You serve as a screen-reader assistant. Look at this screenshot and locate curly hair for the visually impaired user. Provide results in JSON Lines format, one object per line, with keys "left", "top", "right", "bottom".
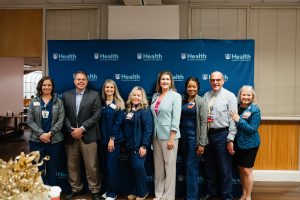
{"left": 36, "top": 76, "right": 55, "bottom": 97}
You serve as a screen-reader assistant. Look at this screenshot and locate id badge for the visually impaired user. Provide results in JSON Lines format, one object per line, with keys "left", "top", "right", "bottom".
{"left": 42, "top": 110, "right": 49, "bottom": 118}
{"left": 187, "top": 102, "right": 195, "bottom": 109}
{"left": 207, "top": 113, "right": 214, "bottom": 123}
{"left": 110, "top": 103, "right": 116, "bottom": 109}
{"left": 33, "top": 102, "right": 40, "bottom": 106}
{"left": 126, "top": 112, "right": 134, "bottom": 119}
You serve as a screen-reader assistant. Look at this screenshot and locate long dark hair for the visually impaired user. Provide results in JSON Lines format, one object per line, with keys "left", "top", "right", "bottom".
{"left": 36, "top": 76, "right": 55, "bottom": 97}
{"left": 183, "top": 77, "right": 200, "bottom": 104}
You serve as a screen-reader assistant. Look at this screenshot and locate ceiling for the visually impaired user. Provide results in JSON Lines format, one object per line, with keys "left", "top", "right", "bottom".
{"left": 0, "top": 0, "right": 300, "bottom": 6}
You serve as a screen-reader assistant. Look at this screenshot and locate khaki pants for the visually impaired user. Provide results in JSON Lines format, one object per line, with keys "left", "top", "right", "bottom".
{"left": 65, "top": 139, "right": 100, "bottom": 193}
{"left": 153, "top": 138, "right": 178, "bottom": 200}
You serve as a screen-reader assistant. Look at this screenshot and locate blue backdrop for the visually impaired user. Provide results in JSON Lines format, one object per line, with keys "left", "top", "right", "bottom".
{"left": 48, "top": 39, "right": 254, "bottom": 197}
{"left": 48, "top": 39, "right": 254, "bottom": 97}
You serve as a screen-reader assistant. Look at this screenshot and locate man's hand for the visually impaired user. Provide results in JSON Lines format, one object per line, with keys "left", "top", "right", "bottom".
{"left": 227, "top": 141, "right": 235, "bottom": 155}
{"left": 71, "top": 127, "right": 84, "bottom": 139}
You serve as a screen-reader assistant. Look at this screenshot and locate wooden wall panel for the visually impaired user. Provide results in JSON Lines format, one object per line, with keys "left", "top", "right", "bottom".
{"left": 255, "top": 121, "right": 300, "bottom": 170}
{"left": 0, "top": 9, "right": 42, "bottom": 57}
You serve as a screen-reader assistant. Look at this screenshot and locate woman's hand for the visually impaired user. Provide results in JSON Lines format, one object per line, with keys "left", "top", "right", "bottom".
{"left": 139, "top": 146, "right": 147, "bottom": 157}
{"left": 167, "top": 131, "right": 176, "bottom": 150}
{"left": 167, "top": 138, "right": 175, "bottom": 150}
{"left": 108, "top": 138, "right": 115, "bottom": 152}
{"left": 230, "top": 110, "right": 240, "bottom": 122}
{"left": 196, "top": 145, "right": 205, "bottom": 156}
{"left": 39, "top": 132, "right": 52, "bottom": 143}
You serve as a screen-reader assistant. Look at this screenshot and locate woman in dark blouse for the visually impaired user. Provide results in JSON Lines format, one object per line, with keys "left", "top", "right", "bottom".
{"left": 180, "top": 77, "right": 208, "bottom": 200}
{"left": 230, "top": 85, "right": 261, "bottom": 200}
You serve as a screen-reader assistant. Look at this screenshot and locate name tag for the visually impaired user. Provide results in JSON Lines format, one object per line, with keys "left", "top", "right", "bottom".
{"left": 207, "top": 113, "right": 214, "bottom": 123}
{"left": 242, "top": 111, "right": 251, "bottom": 119}
{"left": 33, "top": 102, "right": 40, "bottom": 106}
{"left": 110, "top": 103, "right": 116, "bottom": 109}
{"left": 42, "top": 110, "right": 49, "bottom": 118}
{"left": 126, "top": 112, "right": 134, "bottom": 119}
{"left": 187, "top": 102, "right": 195, "bottom": 109}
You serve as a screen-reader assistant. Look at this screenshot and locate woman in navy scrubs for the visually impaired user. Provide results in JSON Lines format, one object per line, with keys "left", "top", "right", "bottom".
{"left": 27, "top": 76, "right": 65, "bottom": 186}
{"left": 123, "top": 86, "right": 153, "bottom": 200}
{"left": 99, "top": 79, "right": 125, "bottom": 200}
{"left": 180, "top": 77, "right": 208, "bottom": 200}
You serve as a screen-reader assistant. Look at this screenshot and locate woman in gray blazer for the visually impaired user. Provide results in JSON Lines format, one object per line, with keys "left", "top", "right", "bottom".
{"left": 27, "top": 76, "right": 65, "bottom": 186}
{"left": 150, "top": 71, "right": 181, "bottom": 200}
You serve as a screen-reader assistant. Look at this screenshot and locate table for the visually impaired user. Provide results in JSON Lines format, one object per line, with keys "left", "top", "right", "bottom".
{"left": 0, "top": 114, "right": 27, "bottom": 137}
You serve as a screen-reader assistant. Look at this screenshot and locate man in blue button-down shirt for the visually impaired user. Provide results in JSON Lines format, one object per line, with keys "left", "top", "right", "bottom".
{"left": 63, "top": 71, "right": 102, "bottom": 200}
{"left": 203, "top": 71, "right": 237, "bottom": 200}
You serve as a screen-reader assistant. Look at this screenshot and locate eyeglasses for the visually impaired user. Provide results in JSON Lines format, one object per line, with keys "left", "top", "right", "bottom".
{"left": 209, "top": 79, "right": 222, "bottom": 82}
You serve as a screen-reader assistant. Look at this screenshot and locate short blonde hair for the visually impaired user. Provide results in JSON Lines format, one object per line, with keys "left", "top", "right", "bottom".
{"left": 237, "top": 85, "right": 257, "bottom": 105}
{"left": 155, "top": 71, "right": 176, "bottom": 93}
{"left": 101, "top": 79, "right": 125, "bottom": 110}
{"left": 126, "top": 86, "right": 148, "bottom": 112}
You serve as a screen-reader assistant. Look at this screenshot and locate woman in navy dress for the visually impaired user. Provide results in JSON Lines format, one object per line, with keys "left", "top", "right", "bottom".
{"left": 100, "top": 79, "right": 125, "bottom": 200}
{"left": 180, "top": 77, "right": 208, "bottom": 200}
{"left": 123, "top": 86, "right": 153, "bottom": 200}
{"left": 230, "top": 85, "right": 261, "bottom": 200}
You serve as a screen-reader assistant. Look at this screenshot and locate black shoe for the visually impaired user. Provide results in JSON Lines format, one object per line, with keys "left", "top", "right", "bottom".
{"left": 64, "top": 191, "right": 82, "bottom": 200}
{"left": 92, "top": 192, "right": 101, "bottom": 200}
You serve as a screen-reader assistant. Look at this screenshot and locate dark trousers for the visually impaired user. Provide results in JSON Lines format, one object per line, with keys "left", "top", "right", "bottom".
{"left": 128, "top": 148, "right": 148, "bottom": 197}
{"left": 100, "top": 144, "right": 121, "bottom": 198}
{"left": 181, "top": 129, "right": 201, "bottom": 200}
{"left": 204, "top": 130, "right": 232, "bottom": 200}
{"left": 30, "top": 140, "right": 62, "bottom": 186}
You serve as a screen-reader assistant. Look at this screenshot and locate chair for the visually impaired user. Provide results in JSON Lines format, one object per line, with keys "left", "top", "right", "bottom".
{"left": 18, "top": 112, "right": 28, "bottom": 135}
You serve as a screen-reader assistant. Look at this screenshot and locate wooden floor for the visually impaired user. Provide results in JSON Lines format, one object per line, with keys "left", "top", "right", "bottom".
{"left": 1, "top": 130, "right": 299, "bottom": 200}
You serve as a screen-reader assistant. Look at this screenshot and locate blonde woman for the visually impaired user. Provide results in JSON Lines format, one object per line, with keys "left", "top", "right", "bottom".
{"left": 150, "top": 71, "right": 181, "bottom": 200}
{"left": 100, "top": 79, "right": 125, "bottom": 200}
{"left": 230, "top": 85, "right": 261, "bottom": 200}
{"left": 123, "top": 86, "right": 153, "bottom": 200}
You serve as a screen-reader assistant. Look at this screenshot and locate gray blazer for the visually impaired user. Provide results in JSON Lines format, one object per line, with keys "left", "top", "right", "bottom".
{"left": 194, "top": 95, "right": 208, "bottom": 146}
{"left": 62, "top": 88, "right": 101, "bottom": 144}
{"left": 151, "top": 90, "right": 182, "bottom": 140}
{"left": 27, "top": 95, "right": 65, "bottom": 144}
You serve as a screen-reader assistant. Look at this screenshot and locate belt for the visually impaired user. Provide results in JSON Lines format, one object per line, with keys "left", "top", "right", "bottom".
{"left": 208, "top": 127, "right": 228, "bottom": 134}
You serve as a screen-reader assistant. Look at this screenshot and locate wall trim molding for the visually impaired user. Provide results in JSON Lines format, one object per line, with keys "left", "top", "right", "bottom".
{"left": 253, "top": 170, "right": 300, "bottom": 182}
